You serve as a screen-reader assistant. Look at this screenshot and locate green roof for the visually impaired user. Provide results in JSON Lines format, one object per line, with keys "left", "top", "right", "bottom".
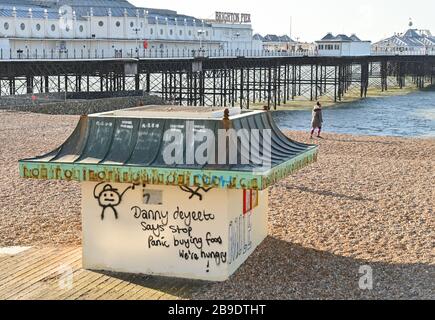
{"left": 19, "top": 106, "right": 318, "bottom": 190}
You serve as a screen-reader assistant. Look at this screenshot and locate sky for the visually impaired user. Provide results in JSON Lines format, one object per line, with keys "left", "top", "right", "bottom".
{"left": 129, "top": 0, "right": 435, "bottom": 42}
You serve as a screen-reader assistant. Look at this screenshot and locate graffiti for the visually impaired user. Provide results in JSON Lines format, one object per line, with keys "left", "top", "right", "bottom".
{"left": 178, "top": 249, "right": 227, "bottom": 267}
{"left": 148, "top": 235, "right": 170, "bottom": 249}
{"left": 173, "top": 207, "right": 216, "bottom": 226}
{"left": 94, "top": 182, "right": 135, "bottom": 220}
{"left": 174, "top": 237, "right": 204, "bottom": 250}
{"left": 179, "top": 186, "right": 213, "bottom": 201}
{"left": 132, "top": 204, "right": 224, "bottom": 272}
{"left": 228, "top": 212, "right": 253, "bottom": 265}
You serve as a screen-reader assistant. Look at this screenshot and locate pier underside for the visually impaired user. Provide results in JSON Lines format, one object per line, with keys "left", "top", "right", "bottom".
{"left": 1, "top": 55, "right": 434, "bottom": 108}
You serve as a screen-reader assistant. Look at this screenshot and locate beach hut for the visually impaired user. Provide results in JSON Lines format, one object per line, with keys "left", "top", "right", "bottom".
{"left": 19, "top": 106, "right": 318, "bottom": 281}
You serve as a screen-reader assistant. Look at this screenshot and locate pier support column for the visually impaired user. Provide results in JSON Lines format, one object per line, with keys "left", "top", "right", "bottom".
{"left": 26, "top": 76, "right": 33, "bottom": 94}
{"left": 361, "top": 62, "right": 369, "bottom": 98}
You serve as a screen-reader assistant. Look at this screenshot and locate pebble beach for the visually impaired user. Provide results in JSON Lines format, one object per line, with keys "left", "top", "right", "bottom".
{"left": 0, "top": 111, "right": 434, "bottom": 299}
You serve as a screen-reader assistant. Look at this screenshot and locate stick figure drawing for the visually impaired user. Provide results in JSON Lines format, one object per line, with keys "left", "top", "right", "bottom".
{"left": 93, "top": 182, "right": 135, "bottom": 220}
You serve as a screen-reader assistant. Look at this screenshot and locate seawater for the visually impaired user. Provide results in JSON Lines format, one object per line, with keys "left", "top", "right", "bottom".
{"left": 272, "top": 91, "right": 435, "bottom": 138}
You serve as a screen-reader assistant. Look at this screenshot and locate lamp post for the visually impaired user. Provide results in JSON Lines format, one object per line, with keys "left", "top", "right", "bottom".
{"left": 235, "top": 32, "right": 240, "bottom": 56}
{"left": 197, "top": 29, "right": 205, "bottom": 56}
{"left": 133, "top": 27, "right": 141, "bottom": 57}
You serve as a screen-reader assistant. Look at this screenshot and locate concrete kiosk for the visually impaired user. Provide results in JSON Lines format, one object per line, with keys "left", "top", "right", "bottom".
{"left": 19, "top": 106, "right": 318, "bottom": 281}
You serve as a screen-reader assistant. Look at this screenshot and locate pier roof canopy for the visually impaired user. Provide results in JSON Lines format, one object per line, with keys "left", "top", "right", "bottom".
{"left": 0, "top": 0, "right": 208, "bottom": 26}
{"left": 317, "top": 33, "right": 370, "bottom": 43}
{"left": 373, "top": 28, "right": 435, "bottom": 48}
{"left": 19, "top": 106, "right": 318, "bottom": 190}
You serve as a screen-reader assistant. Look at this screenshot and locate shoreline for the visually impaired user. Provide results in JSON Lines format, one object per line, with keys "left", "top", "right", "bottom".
{"left": 249, "top": 85, "right": 423, "bottom": 111}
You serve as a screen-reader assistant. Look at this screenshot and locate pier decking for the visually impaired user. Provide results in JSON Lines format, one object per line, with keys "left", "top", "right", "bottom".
{"left": 0, "top": 247, "right": 205, "bottom": 300}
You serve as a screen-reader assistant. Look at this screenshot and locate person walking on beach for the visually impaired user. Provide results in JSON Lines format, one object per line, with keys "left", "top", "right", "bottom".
{"left": 310, "top": 101, "right": 323, "bottom": 139}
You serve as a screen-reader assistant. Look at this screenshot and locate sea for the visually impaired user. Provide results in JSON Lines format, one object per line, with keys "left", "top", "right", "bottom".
{"left": 272, "top": 91, "right": 435, "bottom": 138}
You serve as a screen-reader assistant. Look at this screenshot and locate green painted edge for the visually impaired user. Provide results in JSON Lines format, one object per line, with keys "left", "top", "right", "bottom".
{"left": 18, "top": 146, "right": 318, "bottom": 190}
{"left": 260, "top": 146, "right": 319, "bottom": 189}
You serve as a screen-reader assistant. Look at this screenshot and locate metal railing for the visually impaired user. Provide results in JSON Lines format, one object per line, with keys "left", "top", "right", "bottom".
{"left": 1, "top": 48, "right": 434, "bottom": 61}
{"left": 371, "top": 49, "right": 435, "bottom": 56}
{"left": 0, "top": 48, "right": 317, "bottom": 60}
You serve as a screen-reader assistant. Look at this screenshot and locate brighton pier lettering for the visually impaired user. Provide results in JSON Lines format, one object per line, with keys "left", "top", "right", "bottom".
{"left": 215, "top": 12, "right": 251, "bottom": 24}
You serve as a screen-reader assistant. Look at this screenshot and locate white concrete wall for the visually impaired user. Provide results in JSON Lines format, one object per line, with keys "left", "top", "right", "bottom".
{"left": 317, "top": 41, "right": 371, "bottom": 56}
{"left": 82, "top": 182, "right": 268, "bottom": 281}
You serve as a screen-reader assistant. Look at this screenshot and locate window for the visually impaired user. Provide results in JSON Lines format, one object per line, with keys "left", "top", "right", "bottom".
{"left": 66, "top": 26, "right": 70, "bottom": 32}
{"left": 98, "top": 21, "right": 104, "bottom": 27}
{"left": 335, "top": 45, "right": 339, "bottom": 50}
{"left": 79, "top": 25, "right": 84, "bottom": 32}
{"left": 150, "top": 28, "right": 153, "bottom": 35}
{"left": 4, "top": 22, "right": 9, "bottom": 30}
{"left": 51, "top": 24, "right": 56, "bottom": 31}
{"left": 179, "top": 30, "right": 182, "bottom": 36}
{"left": 169, "top": 29, "right": 173, "bottom": 35}
{"left": 160, "top": 29, "right": 163, "bottom": 35}
{"left": 206, "top": 31, "right": 209, "bottom": 37}
{"left": 20, "top": 23, "right": 25, "bottom": 31}
{"left": 36, "top": 23, "right": 41, "bottom": 31}
{"left": 188, "top": 30, "right": 192, "bottom": 36}
{"left": 116, "top": 21, "right": 121, "bottom": 27}
{"left": 130, "top": 22, "right": 134, "bottom": 27}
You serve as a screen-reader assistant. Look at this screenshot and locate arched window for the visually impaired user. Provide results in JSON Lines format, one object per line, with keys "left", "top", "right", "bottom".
{"left": 98, "top": 21, "right": 104, "bottom": 27}
{"left": 79, "top": 25, "right": 84, "bottom": 32}
{"left": 20, "top": 23, "right": 26, "bottom": 31}
{"left": 169, "top": 29, "right": 173, "bottom": 36}
{"left": 160, "top": 29, "right": 164, "bottom": 35}
{"left": 4, "top": 22, "right": 9, "bottom": 30}
{"left": 150, "top": 28, "right": 154, "bottom": 35}
{"left": 36, "top": 24, "right": 41, "bottom": 31}
{"left": 116, "top": 21, "right": 121, "bottom": 27}
{"left": 130, "top": 22, "right": 134, "bottom": 28}
{"left": 51, "top": 24, "right": 56, "bottom": 32}
{"left": 179, "top": 30, "right": 182, "bottom": 36}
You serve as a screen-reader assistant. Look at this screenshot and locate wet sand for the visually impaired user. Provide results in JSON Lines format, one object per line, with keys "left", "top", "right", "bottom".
{"left": 0, "top": 111, "right": 433, "bottom": 299}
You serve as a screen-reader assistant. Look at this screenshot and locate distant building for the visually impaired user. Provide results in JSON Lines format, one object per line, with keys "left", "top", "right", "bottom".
{"left": 253, "top": 33, "right": 314, "bottom": 54}
{"left": 262, "top": 34, "right": 294, "bottom": 52}
{"left": 372, "top": 28, "right": 435, "bottom": 54}
{"left": 315, "top": 33, "right": 371, "bottom": 56}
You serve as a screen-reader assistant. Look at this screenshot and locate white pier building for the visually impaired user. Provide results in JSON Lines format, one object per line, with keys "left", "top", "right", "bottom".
{"left": 0, "top": 0, "right": 259, "bottom": 58}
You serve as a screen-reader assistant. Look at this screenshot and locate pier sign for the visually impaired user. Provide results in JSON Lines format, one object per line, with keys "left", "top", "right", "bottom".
{"left": 215, "top": 12, "right": 251, "bottom": 24}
